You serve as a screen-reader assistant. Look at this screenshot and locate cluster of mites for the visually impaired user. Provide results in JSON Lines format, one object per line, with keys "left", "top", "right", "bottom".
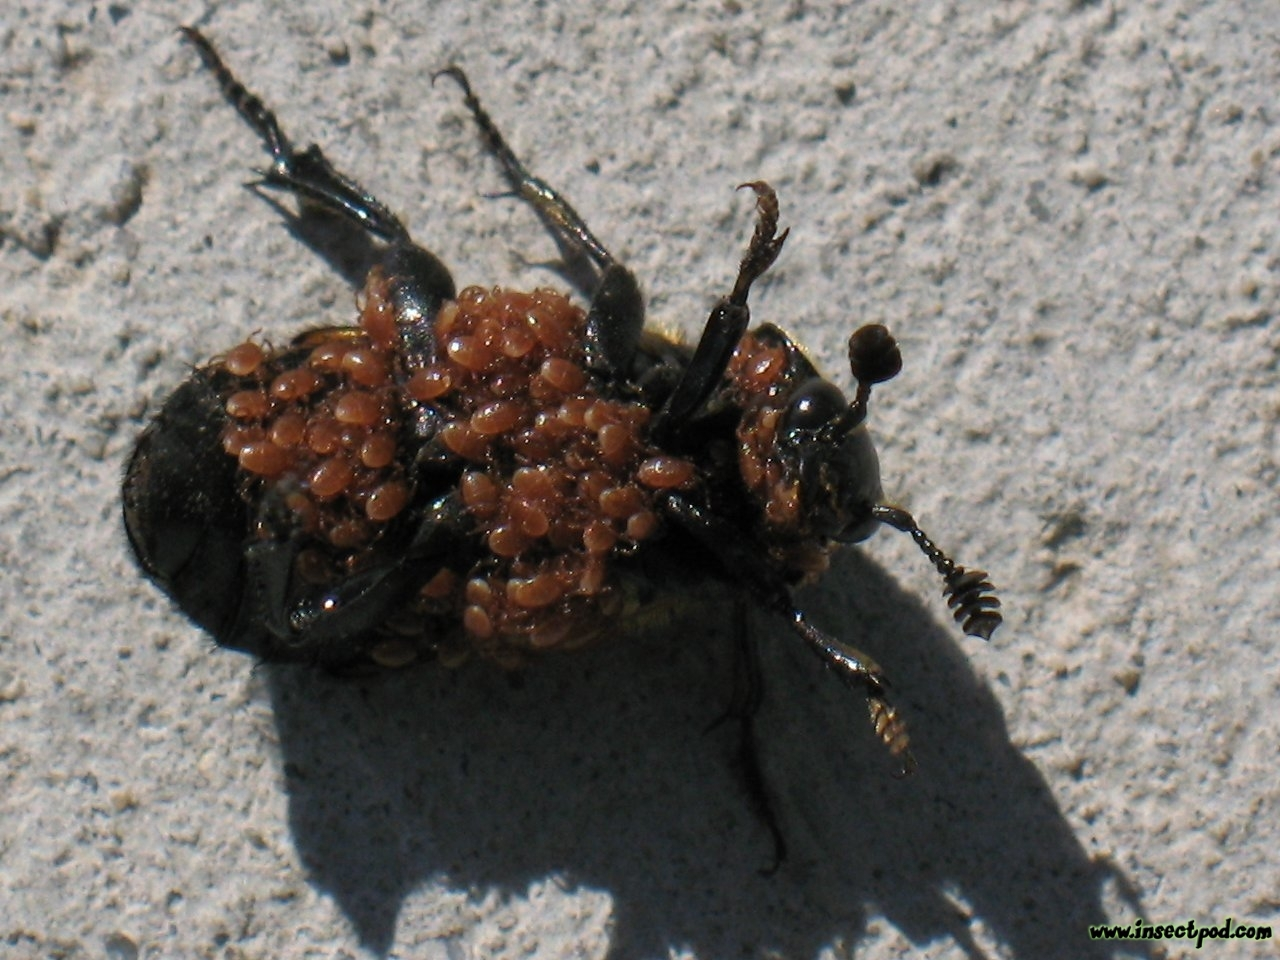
{"left": 215, "top": 270, "right": 699, "bottom": 657}
{"left": 721, "top": 332, "right": 836, "bottom": 582}
{"left": 725, "top": 334, "right": 806, "bottom": 533}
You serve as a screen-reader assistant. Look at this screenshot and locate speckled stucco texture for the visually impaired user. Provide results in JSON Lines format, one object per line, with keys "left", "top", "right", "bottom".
{"left": 1, "top": 2, "right": 1277, "bottom": 959}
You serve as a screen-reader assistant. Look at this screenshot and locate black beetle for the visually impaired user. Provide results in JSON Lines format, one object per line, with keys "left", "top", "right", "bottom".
{"left": 124, "top": 29, "right": 1000, "bottom": 835}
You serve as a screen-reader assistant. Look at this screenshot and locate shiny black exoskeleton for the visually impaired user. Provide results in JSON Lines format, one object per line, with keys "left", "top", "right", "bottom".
{"left": 124, "top": 28, "right": 1001, "bottom": 865}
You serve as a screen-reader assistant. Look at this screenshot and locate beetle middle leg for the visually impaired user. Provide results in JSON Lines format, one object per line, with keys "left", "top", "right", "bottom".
{"left": 434, "top": 67, "right": 645, "bottom": 380}
{"left": 182, "top": 27, "right": 410, "bottom": 243}
{"left": 705, "top": 600, "right": 787, "bottom": 873}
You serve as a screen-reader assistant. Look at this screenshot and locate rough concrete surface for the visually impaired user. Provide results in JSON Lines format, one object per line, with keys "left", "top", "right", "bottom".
{"left": 2, "top": 1, "right": 1277, "bottom": 958}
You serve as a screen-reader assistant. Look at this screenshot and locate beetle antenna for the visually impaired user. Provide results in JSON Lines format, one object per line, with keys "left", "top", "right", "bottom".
{"left": 871, "top": 505, "right": 1002, "bottom": 640}
{"left": 839, "top": 324, "right": 904, "bottom": 432}
{"left": 839, "top": 326, "right": 1000, "bottom": 637}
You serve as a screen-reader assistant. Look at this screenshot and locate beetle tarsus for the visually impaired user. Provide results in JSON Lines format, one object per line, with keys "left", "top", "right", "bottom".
{"left": 434, "top": 66, "right": 616, "bottom": 271}
{"left": 868, "top": 695, "right": 916, "bottom": 777}
{"left": 179, "top": 27, "right": 293, "bottom": 163}
{"left": 730, "top": 182, "right": 789, "bottom": 307}
{"left": 740, "top": 708, "right": 788, "bottom": 875}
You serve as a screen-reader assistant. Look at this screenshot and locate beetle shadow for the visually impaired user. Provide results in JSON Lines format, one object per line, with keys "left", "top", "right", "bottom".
{"left": 263, "top": 548, "right": 1153, "bottom": 959}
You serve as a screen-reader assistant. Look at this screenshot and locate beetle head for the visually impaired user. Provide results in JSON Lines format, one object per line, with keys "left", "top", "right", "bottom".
{"left": 772, "top": 323, "right": 902, "bottom": 543}
{"left": 771, "top": 323, "right": 1001, "bottom": 640}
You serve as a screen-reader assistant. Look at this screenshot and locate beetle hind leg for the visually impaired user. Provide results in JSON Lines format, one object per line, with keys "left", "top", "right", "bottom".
{"left": 434, "top": 67, "right": 645, "bottom": 379}
{"left": 182, "top": 27, "right": 456, "bottom": 345}
{"left": 182, "top": 26, "right": 409, "bottom": 243}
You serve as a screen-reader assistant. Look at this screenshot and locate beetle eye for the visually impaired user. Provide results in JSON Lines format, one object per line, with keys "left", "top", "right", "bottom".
{"left": 780, "top": 377, "right": 848, "bottom": 435}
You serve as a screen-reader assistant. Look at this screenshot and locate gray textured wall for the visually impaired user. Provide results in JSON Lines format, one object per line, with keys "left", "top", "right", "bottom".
{"left": 1, "top": 2, "right": 1276, "bottom": 958}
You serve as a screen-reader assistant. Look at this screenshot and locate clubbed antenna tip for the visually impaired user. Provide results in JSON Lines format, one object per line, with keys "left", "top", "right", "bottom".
{"left": 841, "top": 324, "right": 903, "bottom": 432}
{"left": 870, "top": 504, "right": 1002, "bottom": 641}
{"left": 943, "top": 566, "right": 1002, "bottom": 640}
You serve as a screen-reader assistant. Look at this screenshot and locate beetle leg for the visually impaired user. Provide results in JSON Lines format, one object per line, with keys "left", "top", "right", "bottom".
{"left": 182, "top": 27, "right": 413, "bottom": 244}
{"left": 580, "top": 264, "right": 645, "bottom": 383}
{"left": 705, "top": 600, "right": 765, "bottom": 734}
{"left": 653, "top": 182, "right": 788, "bottom": 439}
{"left": 787, "top": 609, "right": 915, "bottom": 777}
{"left": 713, "top": 602, "right": 787, "bottom": 874}
{"left": 431, "top": 67, "right": 615, "bottom": 268}
{"left": 232, "top": 492, "right": 472, "bottom": 668}
{"left": 433, "top": 67, "right": 645, "bottom": 379}
{"left": 182, "top": 28, "right": 457, "bottom": 358}
{"left": 660, "top": 493, "right": 915, "bottom": 774}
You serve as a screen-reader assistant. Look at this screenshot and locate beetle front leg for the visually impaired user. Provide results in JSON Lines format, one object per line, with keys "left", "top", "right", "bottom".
{"left": 653, "top": 182, "right": 788, "bottom": 440}
{"left": 785, "top": 609, "right": 915, "bottom": 776}
{"left": 433, "top": 67, "right": 645, "bottom": 380}
{"left": 660, "top": 493, "right": 915, "bottom": 774}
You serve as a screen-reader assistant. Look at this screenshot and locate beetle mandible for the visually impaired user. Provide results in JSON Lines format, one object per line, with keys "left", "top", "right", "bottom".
{"left": 124, "top": 28, "right": 1001, "bottom": 811}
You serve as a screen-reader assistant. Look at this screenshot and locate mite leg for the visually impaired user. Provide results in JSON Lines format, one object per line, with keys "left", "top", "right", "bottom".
{"left": 652, "top": 182, "right": 788, "bottom": 440}
{"left": 433, "top": 67, "right": 644, "bottom": 379}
